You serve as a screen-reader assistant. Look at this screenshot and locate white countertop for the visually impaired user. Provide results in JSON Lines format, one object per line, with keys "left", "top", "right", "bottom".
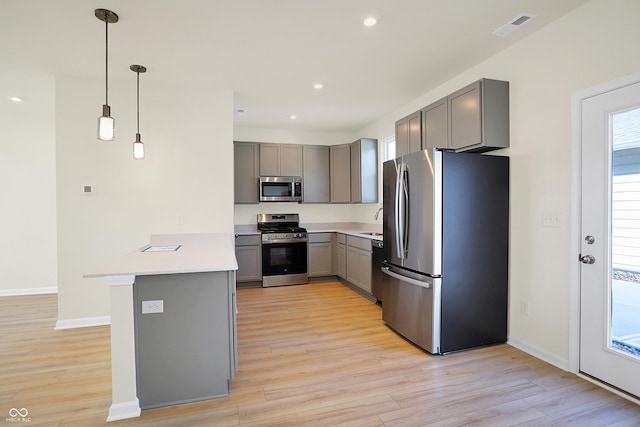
{"left": 85, "top": 233, "right": 238, "bottom": 278}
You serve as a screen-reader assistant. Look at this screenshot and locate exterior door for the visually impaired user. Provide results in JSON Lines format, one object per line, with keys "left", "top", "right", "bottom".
{"left": 579, "top": 77, "right": 640, "bottom": 399}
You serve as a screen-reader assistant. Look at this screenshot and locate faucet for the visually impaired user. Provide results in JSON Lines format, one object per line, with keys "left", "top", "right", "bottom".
{"left": 374, "top": 207, "right": 383, "bottom": 220}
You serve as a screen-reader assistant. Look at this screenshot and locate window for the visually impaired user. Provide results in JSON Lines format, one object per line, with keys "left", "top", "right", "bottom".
{"left": 382, "top": 135, "right": 396, "bottom": 161}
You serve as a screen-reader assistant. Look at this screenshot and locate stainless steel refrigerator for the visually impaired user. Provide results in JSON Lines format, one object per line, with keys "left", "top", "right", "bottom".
{"left": 382, "top": 148, "right": 509, "bottom": 354}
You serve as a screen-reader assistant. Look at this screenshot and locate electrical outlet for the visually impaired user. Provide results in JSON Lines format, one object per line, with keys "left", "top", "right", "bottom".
{"left": 541, "top": 212, "right": 561, "bottom": 228}
{"left": 520, "top": 300, "right": 530, "bottom": 316}
{"left": 141, "top": 300, "right": 164, "bottom": 314}
{"left": 176, "top": 214, "right": 184, "bottom": 225}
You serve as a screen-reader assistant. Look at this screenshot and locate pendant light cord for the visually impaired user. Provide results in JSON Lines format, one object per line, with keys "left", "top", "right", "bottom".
{"left": 105, "top": 18, "right": 109, "bottom": 106}
{"left": 136, "top": 71, "right": 140, "bottom": 134}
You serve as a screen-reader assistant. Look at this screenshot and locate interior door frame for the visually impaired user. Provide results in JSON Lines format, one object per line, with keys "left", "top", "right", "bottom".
{"left": 569, "top": 71, "right": 640, "bottom": 404}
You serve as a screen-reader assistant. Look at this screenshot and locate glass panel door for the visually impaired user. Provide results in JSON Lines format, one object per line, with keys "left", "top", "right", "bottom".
{"left": 579, "top": 80, "right": 640, "bottom": 399}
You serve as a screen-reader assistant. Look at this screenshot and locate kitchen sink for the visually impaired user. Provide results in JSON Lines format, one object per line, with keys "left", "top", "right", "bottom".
{"left": 360, "top": 232, "right": 383, "bottom": 237}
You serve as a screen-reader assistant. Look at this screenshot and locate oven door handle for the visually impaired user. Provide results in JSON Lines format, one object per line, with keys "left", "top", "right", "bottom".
{"left": 262, "top": 239, "right": 308, "bottom": 245}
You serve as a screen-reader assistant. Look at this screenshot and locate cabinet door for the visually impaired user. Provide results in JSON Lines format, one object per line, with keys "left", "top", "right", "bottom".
{"left": 408, "top": 111, "right": 422, "bottom": 153}
{"left": 346, "top": 246, "right": 372, "bottom": 293}
{"left": 395, "top": 117, "right": 408, "bottom": 156}
{"left": 308, "top": 242, "right": 332, "bottom": 277}
{"left": 330, "top": 144, "right": 351, "bottom": 203}
{"left": 421, "top": 98, "right": 448, "bottom": 149}
{"left": 302, "top": 145, "right": 330, "bottom": 203}
{"left": 235, "top": 246, "right": 261, "bottom": 282}
{"left": 281, "top": 144, "right": 302, "bottom": 176}
{"left": 449, "top": 81, "right": 482, "bottom": 150}
{"left": 259, "top": 143, "right": 280, "bottom": 176}
{"left": 337, "top": 242, "right": 347, "bottom": 279}
{"left": 234, "top": 142, "right": 259, "bottom": 204}
{"left": 395, "top": 112, "right": 421, "bottom": 156}
{"left": 350, "top": 140, "right": 362, "bottom": 203}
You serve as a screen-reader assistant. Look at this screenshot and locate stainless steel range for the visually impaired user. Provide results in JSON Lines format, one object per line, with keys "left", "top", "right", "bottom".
{"left": 257, "top": 213, "right": 308, "bottom": 287}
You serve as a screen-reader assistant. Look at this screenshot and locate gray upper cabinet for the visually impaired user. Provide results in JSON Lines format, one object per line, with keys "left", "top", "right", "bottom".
{"left": 259, "top": 143, "right": 280, "bottom": 176}
{"left": 400, "top": 78, "right": 509, "bottom": 154}
{"left": 330, "top": 144, "right": 351, "bottom": 203}
{"left": 448, "top": 78, "right": 509, "bottom": 152}
{"left": 281, "top": 144, "right": 302, "bottom": 176}
{"left": 421, "top": 97, "right": 448, "bottom": 150}
{"left": 259, "top": 143, "right": 302, "bottom": 176}
{"left": 350, "top": 138, "right": 378, "bottom": 204}
{"left": 302, "top": 145, "right": 330, "bottom": 203}
{"left": 395, "top": 111, "right": 422, "bottom": 156}
{"left": 233, "top": 141, "right": 259, "bottom": 204}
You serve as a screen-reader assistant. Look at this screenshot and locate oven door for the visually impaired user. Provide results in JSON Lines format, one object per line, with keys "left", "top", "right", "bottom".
{"left": 261, "top": 241, "right": 308, "bottom": 287}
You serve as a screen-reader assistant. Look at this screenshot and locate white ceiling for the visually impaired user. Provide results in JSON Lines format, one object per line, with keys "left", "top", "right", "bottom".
{"left": 0, "top": 0, "right": 589, "bottom": 132}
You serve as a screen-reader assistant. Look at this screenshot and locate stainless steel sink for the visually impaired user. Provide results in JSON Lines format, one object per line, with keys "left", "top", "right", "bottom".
{"left": 360, "top": 232, "right": 383, "bottom": 237}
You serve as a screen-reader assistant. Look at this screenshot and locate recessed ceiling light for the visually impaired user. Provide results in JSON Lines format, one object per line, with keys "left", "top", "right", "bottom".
{"left": 313, "top": 82, "right": 323, "bottom": 90}
{"left": 363, "top": 17, "right": 377, "bottom": 27}
{"left": 289, "top": 115, "right": 297, "bottom": 120}
{"left": 9, "top": 96, "right": 23, "bottom": 102}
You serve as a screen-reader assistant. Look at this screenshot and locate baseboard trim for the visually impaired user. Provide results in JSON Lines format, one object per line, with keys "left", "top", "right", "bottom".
{"left": 107, "top": 399, "right": 141, "bottom": 422}
{"left": 55, "top": 316, "right": 111, "bottom": 330}
{"left": 0, "top": 287, "right": 57, "bottom": 297}
{"left": 508, "top": 336, "right": 570, "bottom": 371}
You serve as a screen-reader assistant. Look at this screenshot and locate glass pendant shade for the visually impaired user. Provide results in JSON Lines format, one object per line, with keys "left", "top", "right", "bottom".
{"left": 98, "top": 104, "right": 115, "bottom": 140}
{"left": 133, "top": 133, "right": 145, "bottom": 159}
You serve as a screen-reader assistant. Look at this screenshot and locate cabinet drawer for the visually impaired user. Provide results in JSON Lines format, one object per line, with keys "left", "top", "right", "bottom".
{"left": 308, "top": 232, "right": 333, "bottom": 243}
{"left": 336, "top": 233, "right": 347, "bottom": 244}
{"left": 346, "top": 235, "right": 370, "bottom": 251}
{"left": 235, "top": 234, "right": 261, "bottom": 246}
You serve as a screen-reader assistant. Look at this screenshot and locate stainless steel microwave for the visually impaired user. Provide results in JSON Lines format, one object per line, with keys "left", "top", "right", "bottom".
{"left": 259, "top": 176, "right": 303, "bottom": 202}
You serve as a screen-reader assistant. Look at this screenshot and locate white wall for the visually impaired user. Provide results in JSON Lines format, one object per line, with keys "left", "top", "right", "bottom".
{"left": 233, "top": 126, "right": 386, "bottom": 226}
{"left": 357, "top": 0, "right": 640, "bottom": 366}
{"left": 0, "top": 69, "right": 57, "bottom": 295}
{"left": 55, "top": 76, "right": 233, "bottom": 323}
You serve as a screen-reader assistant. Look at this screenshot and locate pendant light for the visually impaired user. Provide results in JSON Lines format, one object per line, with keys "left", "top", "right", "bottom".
{"left": 130, "top": 65, "right": 147, "bottom": 159}
{"left": 95, "top": 9, "right": 118, "bottom": 141}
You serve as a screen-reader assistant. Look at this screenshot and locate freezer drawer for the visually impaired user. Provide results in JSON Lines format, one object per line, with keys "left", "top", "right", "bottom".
{"left": 381, "top": 266, "right": 441, "bottom": 354}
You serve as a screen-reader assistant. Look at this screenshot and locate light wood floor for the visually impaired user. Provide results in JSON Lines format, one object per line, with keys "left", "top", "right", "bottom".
{"left": 2, "top": 282, "right": 639, "bottom": 426}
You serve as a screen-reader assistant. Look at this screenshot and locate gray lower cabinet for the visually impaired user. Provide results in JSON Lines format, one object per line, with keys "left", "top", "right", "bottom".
{"left": 330, "top": 144, "right": 351, "bottom": 203}
{"left": 302, "top": 145, "right": 330, "bottom": 203}
{"left": 134, "top": 271, "right": 236, "bottom": 410}
{"left": 233, "top": 141, "right": 259, "bottom": 204}
{"left": 395, "top": 111, "right": 422, "bottom": 156}
{"left": 335, "top": 233, "right": 347, "bottom": 279}
{"left": 308, "top": 233, "right": 333, "bottom": 277}
{"left": 346, "top": 236, "right": 372, "bottom": 294}
{"left": 235, "top": 234, "right": 262, "bottom": 282}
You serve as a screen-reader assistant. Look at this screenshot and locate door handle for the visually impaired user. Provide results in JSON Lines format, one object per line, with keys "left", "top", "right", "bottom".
{"left": 580, "top": 255, "right": 596, "bottom": 264}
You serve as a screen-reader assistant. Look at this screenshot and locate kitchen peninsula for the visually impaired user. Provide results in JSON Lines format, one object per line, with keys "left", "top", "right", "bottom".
{"left": 85, "top": 233, "right": 238, "bottom": 422}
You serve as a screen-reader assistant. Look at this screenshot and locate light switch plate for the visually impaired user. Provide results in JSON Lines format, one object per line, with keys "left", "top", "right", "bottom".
{"left": 141, "top": 300, "right": 164, "bottom": 314}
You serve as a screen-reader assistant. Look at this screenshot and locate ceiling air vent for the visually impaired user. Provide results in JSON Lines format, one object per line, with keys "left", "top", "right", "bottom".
{"left": 492, "top": 13, "right": 536, "bottom": 37}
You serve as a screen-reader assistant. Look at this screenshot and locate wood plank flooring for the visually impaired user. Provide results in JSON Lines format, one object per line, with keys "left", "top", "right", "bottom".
{"left": 1, "top": 282, "right": 639, "bottom": 426}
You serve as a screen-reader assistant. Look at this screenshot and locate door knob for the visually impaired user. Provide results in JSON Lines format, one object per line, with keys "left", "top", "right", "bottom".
{"left": 580, "top": 255, "right": 596, "bottom": 264}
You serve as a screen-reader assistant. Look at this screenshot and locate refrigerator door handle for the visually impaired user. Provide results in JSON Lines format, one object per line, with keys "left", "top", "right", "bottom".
{"left": 395, "top": 162, "right": 409, "bottom": 259}
{"left": 381, "top": 266, "right": 431, "bottom": 289}
{"left": 395, "top": 163, "right": 404, "bottom": 258}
